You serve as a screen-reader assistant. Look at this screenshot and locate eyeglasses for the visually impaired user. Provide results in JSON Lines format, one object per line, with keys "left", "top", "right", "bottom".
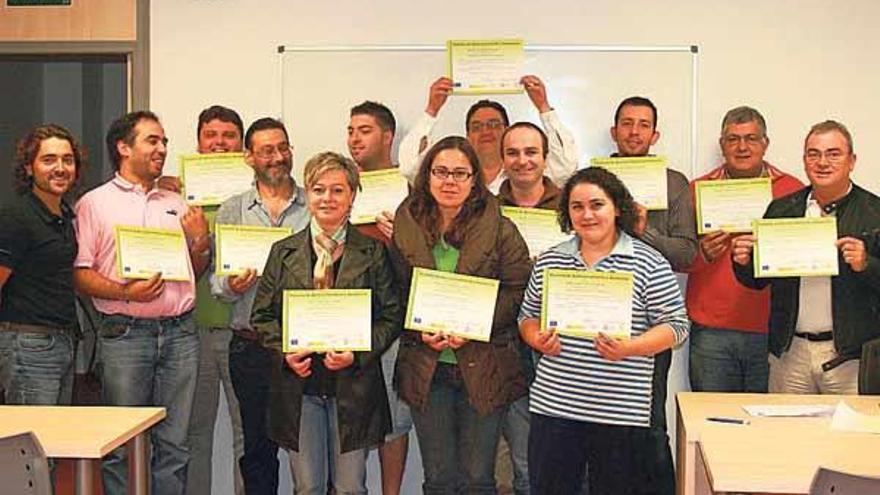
{"left": 254, "top": 143, "right": 292, "bottom": 159}
{"left": 722, "top": 134, "right": 765, "bottom": 147}
{"left": 431, "top": 167, "right": 473, "bottom": 182}
{"left": 468, "top": 119, "right": 505, "bottom": 133}
{"left": 805, "top": 149, "right": 848, "bottom": 164}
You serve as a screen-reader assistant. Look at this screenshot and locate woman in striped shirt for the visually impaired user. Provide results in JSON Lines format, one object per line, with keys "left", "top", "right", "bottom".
{"left": 518, "top": 166, "right": 689, "bottom": 494}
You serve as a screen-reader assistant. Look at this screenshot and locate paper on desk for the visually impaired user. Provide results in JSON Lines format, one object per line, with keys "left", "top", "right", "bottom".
{"left": 830, "top": 401, "right": 880, "bottom": 434}
{"left": 742, "top": 404, "right": 836, "bottom": 417}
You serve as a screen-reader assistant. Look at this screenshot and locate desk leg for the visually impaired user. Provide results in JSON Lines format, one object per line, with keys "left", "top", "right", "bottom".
{"left": 74, "top": 459, "right": 95, "bottom": 495}
{"left": 127, "top": 432, "right": 149, "bottom": 495}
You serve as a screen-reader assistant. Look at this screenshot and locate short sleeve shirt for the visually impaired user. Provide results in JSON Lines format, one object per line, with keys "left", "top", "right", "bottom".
{"left": 0, "top": 191, "right": 78, "bottom": 328}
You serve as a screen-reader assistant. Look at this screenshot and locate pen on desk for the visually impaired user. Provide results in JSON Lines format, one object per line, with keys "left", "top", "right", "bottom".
{"left": 706, "top": 416, "right": 749, "bottom": 425}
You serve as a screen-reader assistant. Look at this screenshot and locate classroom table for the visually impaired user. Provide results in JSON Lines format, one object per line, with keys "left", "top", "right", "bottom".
{"left": 676, "top": 392, "right": 880, "bottom": 495}
{"left": 0, "top": 406, "right": 165, "bottom": 495}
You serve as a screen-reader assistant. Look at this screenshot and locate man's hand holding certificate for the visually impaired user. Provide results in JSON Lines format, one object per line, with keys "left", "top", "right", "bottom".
{"left": 350, "top": 169, "right": 409, "bottom": 225}
{"left": 695, "top": 178, "right": 772, "bottom": 234}
{"left": 180, "top": 152, "right": 253, "bottom": 206}
{"left": 590, "top": 156, "right": 668, "bottom": 210}
{"left": 447, "top": 39, "right": 525, "bottom": 95}
{"left": 215, "top": 224, "right": 292, "bottom": 276}
{"left": 751, "top": 217, "right": 839, "bottom": 277}
{"left": 282, "top": 289, "right": 372, "bottom": 352}
{"left": 541, "top": 269, "right": 633, "bottom": 340}
{"left": 404, "top": 268, "right": 500, "bottom": 342}
{"left": 115, "top": 226, "right": 190, "bottom": 281}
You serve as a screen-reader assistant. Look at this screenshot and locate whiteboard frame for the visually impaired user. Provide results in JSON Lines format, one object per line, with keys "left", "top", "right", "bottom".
{"left": 278, "top": 43, "right": 700, "bottom": 177}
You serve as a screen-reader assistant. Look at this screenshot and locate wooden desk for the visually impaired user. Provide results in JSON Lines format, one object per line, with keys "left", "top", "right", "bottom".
{"left": 0, "top": 406, "right": 165, "bottom": 495}
{"left": 676, "top": 392, "right": 880, "bottom": 495}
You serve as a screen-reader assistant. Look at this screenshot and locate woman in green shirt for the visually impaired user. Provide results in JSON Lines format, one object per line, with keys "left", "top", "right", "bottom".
{"left": 391, "top": 136, "right": 531, "bottom": 494}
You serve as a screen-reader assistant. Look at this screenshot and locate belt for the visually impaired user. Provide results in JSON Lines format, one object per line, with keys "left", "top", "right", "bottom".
{"left": 232, "top": 328, "right": 261, "bottom": 341}
{"left": 100, "top": 309, "right": 194, "bottom": 326}
{"left": 794, "top": 331, "right": 833, "bottom": 342}
{"left": 0, "top": 321, "right": 78, "bottom": 335}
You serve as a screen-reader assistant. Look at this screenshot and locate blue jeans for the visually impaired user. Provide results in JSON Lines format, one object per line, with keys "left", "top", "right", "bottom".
{"left": 289, "top": 395, "right": 367, "bottom": 495}
{"left": 689, "top": 323, "right": 769, "bottom": 392}
{"left": 229, "top": 334, "right": 280, "bottom": 495}
{"left": 98, "top": 312, "right": 199, "bottom": 495}
{"left": 411, "top": 363, "right": 503, "bottom": 495}
{"left": 0, "top": 329, "right": 75, "bottom": 405}
{"left": 501, "top": 394, "right": 530, "bottom": 495}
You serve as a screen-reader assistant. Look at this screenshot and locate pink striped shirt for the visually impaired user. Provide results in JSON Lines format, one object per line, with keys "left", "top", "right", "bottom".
{"left": 74, "top": 174, "right": 196, "bottom": 318}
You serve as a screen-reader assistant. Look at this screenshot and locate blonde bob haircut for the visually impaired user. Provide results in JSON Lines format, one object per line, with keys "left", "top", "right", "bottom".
{"left": 303, "top": 151, "right": 361, "bottom": 193}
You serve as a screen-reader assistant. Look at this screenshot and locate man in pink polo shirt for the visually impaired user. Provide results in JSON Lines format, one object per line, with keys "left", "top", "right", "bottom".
{"left": 73, "top": 110, "right": 210, "bottom": 495}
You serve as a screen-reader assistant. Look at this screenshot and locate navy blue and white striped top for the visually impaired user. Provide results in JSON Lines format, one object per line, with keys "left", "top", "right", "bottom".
{"left": 518, "top": 231, "right": 689, "bottom": 427}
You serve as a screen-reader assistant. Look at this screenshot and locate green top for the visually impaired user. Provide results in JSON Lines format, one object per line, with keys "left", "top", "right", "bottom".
{"left": 432, "top": 238, "right": 460, "bottom": 365}
{"left": 195, "top": 207, "right": 232, "bottom": 328}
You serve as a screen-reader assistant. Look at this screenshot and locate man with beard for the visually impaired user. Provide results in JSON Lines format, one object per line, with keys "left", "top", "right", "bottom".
{"left": 0, "top": 124, "right": 84, "bottom": 414}
{"left": 210, "top": 117, "right": 310, "bottom": 495}
{"left": 398, "top": 75, "right": 578, "bottom": 193}
{"left": 74, "top": 111, "right": 210, "bottom": 495}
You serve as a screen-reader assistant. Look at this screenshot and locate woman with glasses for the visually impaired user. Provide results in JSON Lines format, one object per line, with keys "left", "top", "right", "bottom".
{"left": 519, "top": 167, "right": 689, "bottom": 494}
{"left": 251, "top": 151, "right": 402, "bottom": 495}
{"left": 391, "top": 135, "right": 531, "bottom": 494}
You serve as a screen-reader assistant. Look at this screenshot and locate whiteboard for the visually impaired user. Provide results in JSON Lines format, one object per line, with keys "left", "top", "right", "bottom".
{"left": 279, "top": 44, "right": 698, "bottom": 182}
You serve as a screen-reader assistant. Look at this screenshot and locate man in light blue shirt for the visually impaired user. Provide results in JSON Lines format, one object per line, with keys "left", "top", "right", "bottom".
{"left": 210, "top": 117, "right": 310, "bottom": 495}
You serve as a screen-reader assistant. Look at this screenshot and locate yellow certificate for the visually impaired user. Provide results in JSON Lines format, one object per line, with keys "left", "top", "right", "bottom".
{"left": 446, "top": 39, "right": 525, "bottom": 95}
{"left": 282, "top": 289, "right": 372, "bottom": 352}
{"left": 350, "top": 169, "right": 409, "bottom": 225}
{"left": 214, "top": 224, "right": 292, "bottom": 276}
{"left": 501, "top": 206, "right": 570, "bottom": 257}
{"left": 115, "top": 226, "right": 190, "bottom": 281}
{"left": 753, "top": 217, "right": 839, "bottom": 278}
{"left": 540, "top": 269, "right": 633, "bottom": 340}
{"left": 180, "top": 152, "right": 253, "bottom": 206}
{"left": 695, "top": 178, "right": 772, "bottom": 234}
{"left": 589, "top": 156, "right": 668, "bottom": 210}
{"left": 404, "top": 268, "right": 500, "bottom": 342}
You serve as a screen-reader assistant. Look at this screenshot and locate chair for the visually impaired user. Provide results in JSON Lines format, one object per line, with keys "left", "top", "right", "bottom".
{"left": 810, "top": 467, "right": 880, "bottom": 494}
{"left": 859, "top": 336, "right": 880, "bottom": 395}
{"left": 0, "top": 431, "right": 52, "bottom": 495}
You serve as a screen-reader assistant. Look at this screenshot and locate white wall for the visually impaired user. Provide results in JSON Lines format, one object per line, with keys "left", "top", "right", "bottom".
{"left": 151, "top": 1, "right": 880, "bottom": 492}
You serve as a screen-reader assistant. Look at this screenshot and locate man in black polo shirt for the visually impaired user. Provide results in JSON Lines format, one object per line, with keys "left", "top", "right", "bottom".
{"left": 0, "top": 124, "right": 83, "bottom": 406}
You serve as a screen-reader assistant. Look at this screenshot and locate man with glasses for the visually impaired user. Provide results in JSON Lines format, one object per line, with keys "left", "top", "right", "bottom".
{"left": 731, "top": 120, "right": 880, "bottom": 394}
{"left": 687, "top": 106, "right": 803, "bottom": 394}
{"left": 398, "top": 75, "right": 578, "bottom": 193}
{"left": 209, "top": 117, "right": 309, "bottom": 494}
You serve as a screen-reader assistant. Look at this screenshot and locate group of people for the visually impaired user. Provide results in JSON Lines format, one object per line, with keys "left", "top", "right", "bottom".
{"left": 1, "top": 74, "right": 878, "bottom": 495}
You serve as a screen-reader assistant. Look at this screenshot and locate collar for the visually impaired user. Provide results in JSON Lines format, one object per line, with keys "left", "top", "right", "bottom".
{"left": 246, "top": 180, "right": 305, "bottom": 210}
{"left": 25, "top": 190, "right": 74, "bottom": 224}
{"left": 807, "top": 182, "right": 854, "bottom": 215}
{"left": 550, "top": 229, "right": 634, "bottom": 262}
{"left": 111, "top": 173, "right": 159, "bottom": 195}
{"left": 497, "top": 176, "right": 560, "bottom": 208}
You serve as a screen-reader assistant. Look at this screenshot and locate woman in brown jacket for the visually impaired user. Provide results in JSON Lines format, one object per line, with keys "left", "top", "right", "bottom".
{"left": 391, "top": 136, "right": 531, "bottom": 494}
{"left": 251, "top": 152, "right": 402, "bottom": 495}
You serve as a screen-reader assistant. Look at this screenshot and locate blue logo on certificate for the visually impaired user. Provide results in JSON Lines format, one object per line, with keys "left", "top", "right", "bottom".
{"left": 549, "top": 320, "right": 557, "bottom": 327}
{"left": 223, "top": 264, "right": 231, "bottom": 269}
{"left": 414, "top": 317, "right": 422, "bottom": 324}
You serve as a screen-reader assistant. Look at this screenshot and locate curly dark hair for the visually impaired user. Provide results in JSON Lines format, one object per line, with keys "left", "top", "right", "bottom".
{"left": 557, "top": 166, "right": 638, "bottom": 236}
{"left": 13, "top": 124, "right": 86, "bottom": 195}
{"left": 407, "top": 136, "right": 490, "bottom": 248}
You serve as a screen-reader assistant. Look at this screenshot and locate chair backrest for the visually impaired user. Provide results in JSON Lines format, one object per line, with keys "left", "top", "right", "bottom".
{"left": 810, "top": 467, "right": 880, "bottom": 494}
{"left": 0, "top": 431, "right": 52, "bottom": 495}
{"left": 860, "top": 336, "right": 880, "bottom": 395}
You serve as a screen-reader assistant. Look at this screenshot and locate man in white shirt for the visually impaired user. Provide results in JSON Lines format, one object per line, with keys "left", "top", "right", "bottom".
{"left": 398, "top": 75, "right": 578, "bottom": 193}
